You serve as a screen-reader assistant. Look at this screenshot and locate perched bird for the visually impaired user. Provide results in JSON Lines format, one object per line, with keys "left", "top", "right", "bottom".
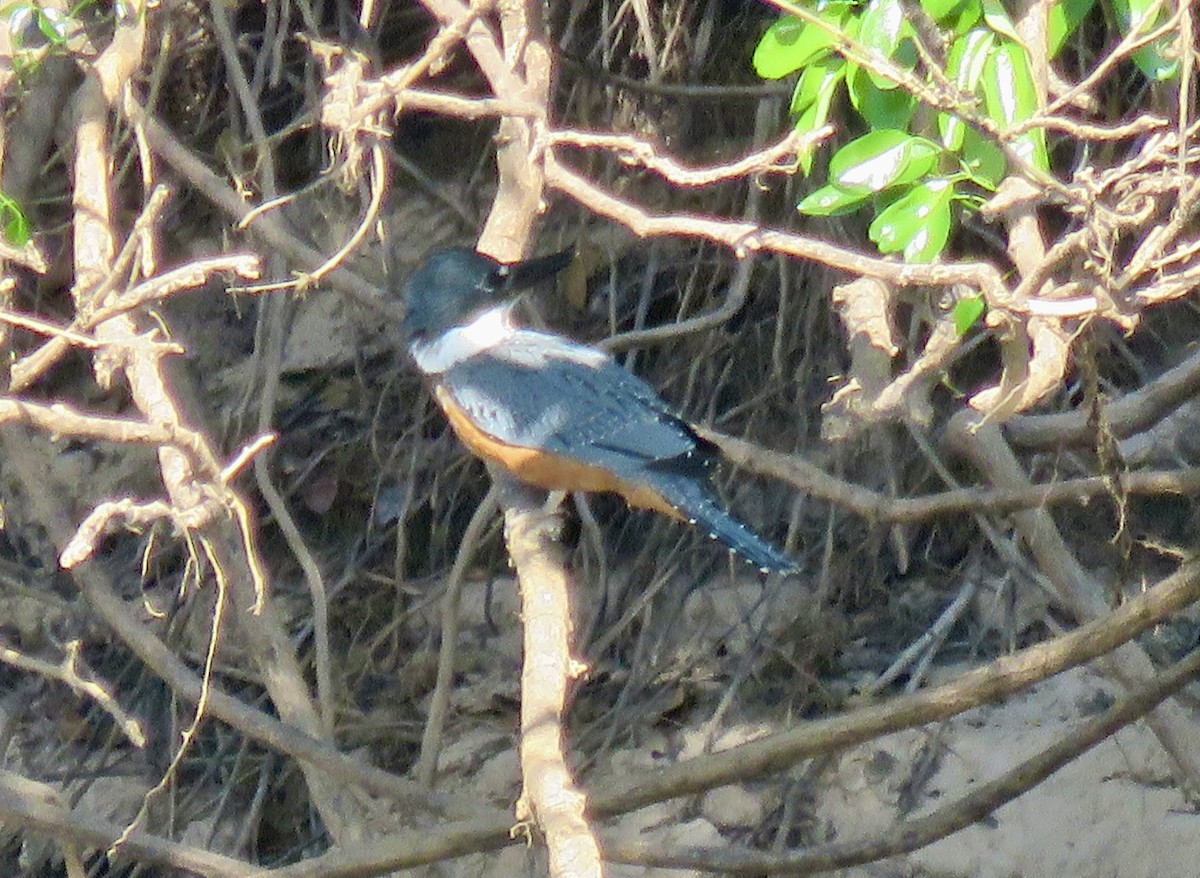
{"left": 401, "top": 246, "right": 799, "bottom": 574}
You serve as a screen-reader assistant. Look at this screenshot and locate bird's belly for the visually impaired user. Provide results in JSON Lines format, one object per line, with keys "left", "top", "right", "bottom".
{"left": 436, "top": 389, "right": 681, "bottom": 519}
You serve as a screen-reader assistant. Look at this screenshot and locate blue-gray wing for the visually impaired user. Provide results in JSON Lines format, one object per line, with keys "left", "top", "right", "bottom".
{"left": 434, "top": 333, "right": 800, "bottom": 573}
{"left": 438, "top": 335, "right": 713, "bottom": 478}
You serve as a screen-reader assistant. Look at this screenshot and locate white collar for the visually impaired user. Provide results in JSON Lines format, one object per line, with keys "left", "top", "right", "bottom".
{"left": 410, "top": 304, "right": 516, "bottom": 374}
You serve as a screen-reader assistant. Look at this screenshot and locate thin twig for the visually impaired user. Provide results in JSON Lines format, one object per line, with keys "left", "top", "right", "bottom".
{"left": 0, "top": 639, "right": 146, "bottom": 747}
{"left": 705, "top": 427, "right": 1200, "bottom": 523}
{"left": 867, "top": 572, "right": 979, "bottom": 695}
{"left": 547, "top": 126, "right": 825, "bottom": 187}
{"left": 416, "top": 486, "right": 499, "bottom": 787}
{"left": 9, "top": 253, "right": 260, "bottom": 393}
{"left": 125, "top": 100, "right": 386, "bottom": 308}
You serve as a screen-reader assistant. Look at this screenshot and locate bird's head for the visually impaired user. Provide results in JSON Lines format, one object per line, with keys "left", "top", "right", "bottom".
{"left": 400, "top": 246, "right": 573, "bottom": 345}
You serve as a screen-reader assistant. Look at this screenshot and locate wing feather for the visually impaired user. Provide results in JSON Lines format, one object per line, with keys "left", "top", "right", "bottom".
{"left": 439, "top": 341, "right": 712, "bottom": 479}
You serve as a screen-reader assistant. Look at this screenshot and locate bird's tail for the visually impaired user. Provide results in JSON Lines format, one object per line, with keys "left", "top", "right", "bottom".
{"left": 649, "top": 474, "right": 800, "bottom": 574}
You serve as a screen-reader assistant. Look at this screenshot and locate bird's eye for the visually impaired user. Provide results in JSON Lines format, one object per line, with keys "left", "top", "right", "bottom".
{"left": 483, "top": 267, "right": 509, "bottom": 292}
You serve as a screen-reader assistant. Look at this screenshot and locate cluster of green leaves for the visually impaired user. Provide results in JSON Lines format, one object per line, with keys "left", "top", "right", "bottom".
{"left": 754, "top": 0, "right": 1178, "bottom": 268}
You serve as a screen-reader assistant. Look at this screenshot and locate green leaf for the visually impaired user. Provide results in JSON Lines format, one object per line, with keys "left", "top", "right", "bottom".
{"left": 1135, "top": 44, "right": 1176, "bottom": 79}
{"left": 1115, "top": 0, "right": 1165, "bottom": 33}
{"left": 939, "top": 27, "right": 995, "bottom": 151}
{"left": 848, "top": 63, "right": 917, "bottom": 128}
{"left": 754, "top": 17, "right": 805, "bottom": 79}
{"left": 868, "top": 178, "right": 955, "bottom": 262}
{"left": 953, "top": 295, "right": 987, "bottom": 334}
{"left": 36, "top": 7, "right": 68, "bottom": 44}
{"left": 859, "top": 0, "right": 905, "bottom": 88}
{"left": 981, "top": 0, "right": 1021, "bottom": 41}
{"left": 946, "top": 0, "right": 983, "bottom": 33}
{"left": 923, "top": 0, "right": 983, "bottom": 28}
{"left": 797, "top": 183, "right": 871, "bottom": 216}
{"left": 829, "top": 129, "right": 942, "bottom": 193}
{"left": 948, "top": 28, "right": 995, "bottom": 90}
{"left": 981, "top": 40, "right": 1048, "bottom": 171}
{"left": 4, "top": 3, "right": 34, "bottom": 47}
{"left": 860, "top": 0, "right": 904, "bottom": 56}
{"left": 1047, "top": 0, "right": 1095, "bottom": 57}
{"left": 790, "top": 54, "right": 845, "bottom": 115}
{"left": 1112, "top": 0, "right": 1179, "bottom": 80}
{"left": 1131, "top": 48, "right": 1178, "bottom": 82}
{"left": 0, "top": 1, "right": 31, "bottom": 18}
{"left": 0, "top": 193, "right": 31, "bottom": 246}
{"left": 921, "top": 0, "right": 968, "bottom": 22}
{"left": 791, "top": 58, "right": 846, "bottom": 174}
{"left": 754, "top": 11, "right": 844, "bottom": 79}
{"left": 958, "top": 125, "right": 1007, "bottom": 187}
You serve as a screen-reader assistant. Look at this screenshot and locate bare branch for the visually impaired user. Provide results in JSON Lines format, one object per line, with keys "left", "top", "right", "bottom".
{"left": 547, "top": 126, "right": 828, "bottom": 187}
{"left": 0, "top": 770, "right": 254, "bottom": 878}
{"left": 0, "top": 639, "right": 146, "bottom": 746}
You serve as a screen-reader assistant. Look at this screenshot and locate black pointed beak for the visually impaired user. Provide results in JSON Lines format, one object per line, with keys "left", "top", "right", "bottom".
{"left": 490, "top": 248, "right": 574, "bottom": 294}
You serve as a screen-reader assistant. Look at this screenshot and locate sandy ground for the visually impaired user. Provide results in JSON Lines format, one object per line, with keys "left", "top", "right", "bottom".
{"left": 438, "top": 578, "right": 1200, "bottom": 877}
{"left": 825, "top": 665, "right": 1197, "bottom": 878}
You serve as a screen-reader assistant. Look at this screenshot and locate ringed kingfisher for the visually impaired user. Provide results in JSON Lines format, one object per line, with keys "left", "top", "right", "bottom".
{"left": 401, "top": 246, "right": 799, "bottom": 574}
